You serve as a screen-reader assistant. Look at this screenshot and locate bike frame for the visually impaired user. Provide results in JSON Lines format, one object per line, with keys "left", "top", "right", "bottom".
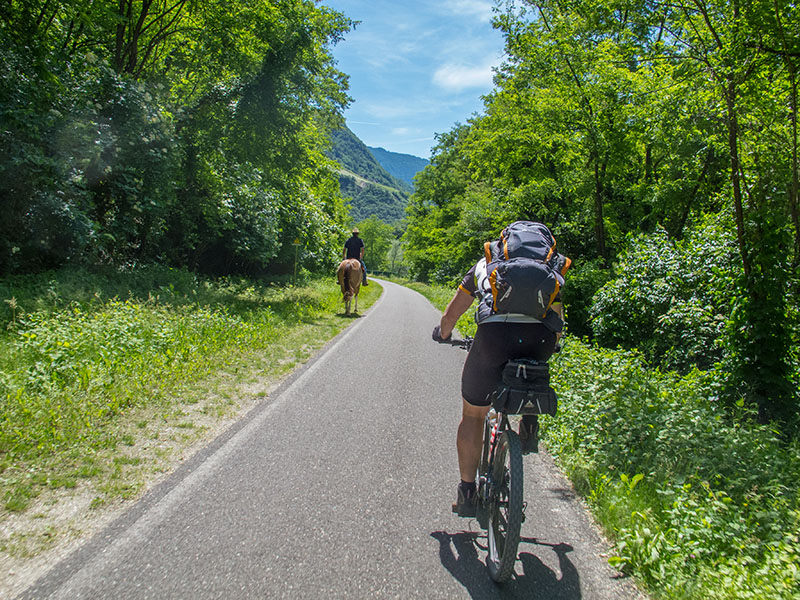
{"left": 477, "top": 410, "right": 511, "bottom": 511}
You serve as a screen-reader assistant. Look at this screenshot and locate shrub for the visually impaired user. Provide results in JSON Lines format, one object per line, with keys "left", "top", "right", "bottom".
{"left": 591, "top": 213, "right": 740, "bottom": 372}
{"left": 546, "top": 339, "right": 800, "bottom": 599}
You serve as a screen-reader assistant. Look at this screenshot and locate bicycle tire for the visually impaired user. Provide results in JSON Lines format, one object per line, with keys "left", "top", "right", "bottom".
{"left": 486, "top": 430, "right": 523, "bottom": 583}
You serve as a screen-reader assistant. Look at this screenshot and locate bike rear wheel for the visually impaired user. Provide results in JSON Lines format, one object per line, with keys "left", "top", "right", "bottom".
{"left": 486, "top": 430, "right": 523, "bottom": 583}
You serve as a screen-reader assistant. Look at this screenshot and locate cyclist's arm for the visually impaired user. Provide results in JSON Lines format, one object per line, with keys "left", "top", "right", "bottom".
{"left": 439, "top": 287, "right": 474, "bottom": 339}
{"left": 552, "top": 301, "right": 564, "bottom": 343}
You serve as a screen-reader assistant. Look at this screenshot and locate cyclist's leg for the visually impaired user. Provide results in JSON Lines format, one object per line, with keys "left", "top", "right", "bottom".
{"left": 455, "top": 323, "right": 509, "bottom": 515}
{"left": 458, "top": 324, "right": 506, "bottom": 486}
{"left": 452, "top": 398, "right": 490, "bottom": 516}
{"left": 457, "top": 398, "right": 491, "bottom": 483}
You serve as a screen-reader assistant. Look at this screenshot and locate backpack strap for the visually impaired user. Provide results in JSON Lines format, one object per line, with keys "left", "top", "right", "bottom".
{"left": 546, "top": 280, "right": 562, "bottom": 317}
{"left": 488, "top": 267, "right": 500, "bottom": 312}
{"left": 544, "top": 230, "right": 557, "bottom": 262}
{"left": 502, "top": 236, "right": 510, "bottom": 260}
{"left": 484, "top": 241, "right": 492, "bottom": 263}
{"left": 560, "top": 256, "right": 572, "bottom": 275}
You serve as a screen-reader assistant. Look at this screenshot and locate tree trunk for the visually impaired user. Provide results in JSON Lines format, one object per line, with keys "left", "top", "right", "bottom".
{"left": 726, "top": 79, "right": 750, "bottom": 278}
{"left": 114, "top": 0, "right": 127, "bottom": 71}
{"left": 788, "top": 63, "right": 800, "bottom": 267}
{"left": 593, "top": 157, "right": 607, "bottom": 261}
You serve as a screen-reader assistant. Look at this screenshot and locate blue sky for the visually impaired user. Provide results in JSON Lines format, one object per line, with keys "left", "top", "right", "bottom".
{"left": 320, "top": 0, "right": 506, "bottom": 159}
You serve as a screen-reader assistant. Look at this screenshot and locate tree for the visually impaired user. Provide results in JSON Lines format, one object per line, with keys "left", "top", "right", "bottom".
{"left": 355, "top": 216, "right": 394, "bottom": 272}
{"left": 651, "top": 0, "right": 796, "bottom": 428}
{"left": 0, "top": 0, "right": 354, "bottom": 276}
{"left": 402, "top": 0, "right": 799, "bottom": 433}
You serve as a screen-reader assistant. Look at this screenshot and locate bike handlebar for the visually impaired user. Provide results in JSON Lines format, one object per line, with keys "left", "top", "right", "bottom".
{"left": 437, "top": 336, "right": 472, "bottom": 350}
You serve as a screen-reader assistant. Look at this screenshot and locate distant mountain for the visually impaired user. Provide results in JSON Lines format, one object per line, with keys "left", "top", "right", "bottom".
{"left": 326, "top": 126, "right": 411, "bottom": 223}
{"left": 367, "top": 146, "right": 429, "bottom": 189}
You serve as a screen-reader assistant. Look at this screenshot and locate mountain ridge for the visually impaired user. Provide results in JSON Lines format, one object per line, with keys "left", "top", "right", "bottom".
{"left": 325, "top": 126, "right": 410, "bottom": 223}
{"left": 367, "top": 146, "right": 429, "bottom": 189}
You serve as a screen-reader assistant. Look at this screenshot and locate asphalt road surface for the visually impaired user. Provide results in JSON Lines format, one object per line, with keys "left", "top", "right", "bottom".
{"left": 20, "top": 279, "right": 646, "bottom": 599}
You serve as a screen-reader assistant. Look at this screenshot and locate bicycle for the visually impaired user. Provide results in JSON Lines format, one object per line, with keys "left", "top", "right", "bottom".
{"left": 445, "top": 336, "right": 558, "bottom": 583}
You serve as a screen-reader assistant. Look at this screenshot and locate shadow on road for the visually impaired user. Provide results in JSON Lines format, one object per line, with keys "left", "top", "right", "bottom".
{"left": 335, "top": 312, "right": 363, "bottom": 318}
{"left": 431, "top": 530, "right": 581, "bottom": 599}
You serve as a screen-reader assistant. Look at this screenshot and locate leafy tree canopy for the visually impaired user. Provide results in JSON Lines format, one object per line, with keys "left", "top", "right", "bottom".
{"left": 0, "top": 0, "right": 354, "bottom": 276}
{"left": 403, "top": 0, "right": 800, "bottom": 434}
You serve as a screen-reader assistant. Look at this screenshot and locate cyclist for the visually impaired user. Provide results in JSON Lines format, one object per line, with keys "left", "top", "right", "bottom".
{"left": 432, "top": 223, "right": 568, "bottom": 517}
{"left": 343, "top": 228, "right": 368, "bottom": 286}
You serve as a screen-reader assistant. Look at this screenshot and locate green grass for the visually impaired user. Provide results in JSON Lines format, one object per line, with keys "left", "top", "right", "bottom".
{"left": 0, "top": 265, "right": 381, "bottom": 516}
{"left": 397, "top": 279, "right": 800, "bottom": 600}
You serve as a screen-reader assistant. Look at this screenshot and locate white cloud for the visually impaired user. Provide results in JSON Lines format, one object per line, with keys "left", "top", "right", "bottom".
{"left": 432, "top": 61, "right": 494, "bottom": 91}
{"left": 363, "top": 101, "right": 440, "bottom": 119}
{"left": 392, "top": 127, "right": 410, "bottom": 135}
{"left": 401, "top": 136, "right": 436, "bottom": 144}
{"left": 438, "top": 0, "right": 496, "bottom": 21}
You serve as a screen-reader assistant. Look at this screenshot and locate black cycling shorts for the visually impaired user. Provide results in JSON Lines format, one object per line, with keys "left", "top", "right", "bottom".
{"left": 461, "top": 322, "right": 557, "bottom": 406}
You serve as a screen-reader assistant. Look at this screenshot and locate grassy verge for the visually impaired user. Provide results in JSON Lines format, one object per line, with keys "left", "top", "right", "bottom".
{"left": 0, "top": 266, "right": 381, "bottom": 557}
{"left": 398, "top": 279, "right": 800, "bottom": 600}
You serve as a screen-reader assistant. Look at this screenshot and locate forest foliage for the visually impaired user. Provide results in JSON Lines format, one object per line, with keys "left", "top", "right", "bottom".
{"left": 0, "top": 0, "right": 355, "bottom": 277}
{"left": 402, "top": 0, "right": 800, "bottom": 437}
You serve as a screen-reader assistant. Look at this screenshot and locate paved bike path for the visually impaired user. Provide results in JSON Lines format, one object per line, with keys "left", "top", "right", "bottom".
{"left": 20, "top": 279, "right": 646, "bottom": 599}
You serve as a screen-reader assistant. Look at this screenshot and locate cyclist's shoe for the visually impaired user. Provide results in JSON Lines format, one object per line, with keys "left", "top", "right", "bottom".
{"left": 451, "top": 482, "right": 477, "bottom": 517}
{"left": 519, "top": 416, "right": 539, "bottom": 455}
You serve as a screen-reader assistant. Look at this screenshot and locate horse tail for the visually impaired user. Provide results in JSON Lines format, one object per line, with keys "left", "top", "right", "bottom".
{"left": 343, "top": 263, "right": 352, "bottom": 294}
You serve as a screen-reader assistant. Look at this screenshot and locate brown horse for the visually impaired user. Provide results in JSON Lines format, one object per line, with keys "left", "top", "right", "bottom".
{"left": 336, "top": 258, "right": 362, "bottom": 316}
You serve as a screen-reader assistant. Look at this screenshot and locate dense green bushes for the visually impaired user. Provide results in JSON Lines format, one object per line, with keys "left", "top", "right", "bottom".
{"left": 547, "top": 340, "right": 800, "bottom": 599}
{"left": 591, "top": 213, "right": 741, "bottom": 372}
{"left": 0, "top": 1, "right": 353, "bottom": 277}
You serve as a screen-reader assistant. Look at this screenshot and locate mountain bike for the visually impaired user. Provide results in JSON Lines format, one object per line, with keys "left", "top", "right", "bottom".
{"left": 446, "top": 336, "right": 558, "bottom": 583}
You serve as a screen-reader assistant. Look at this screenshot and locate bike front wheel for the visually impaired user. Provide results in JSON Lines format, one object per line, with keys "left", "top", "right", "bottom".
{"left": 486, "top": 430, "right": 524, "bottom": 583}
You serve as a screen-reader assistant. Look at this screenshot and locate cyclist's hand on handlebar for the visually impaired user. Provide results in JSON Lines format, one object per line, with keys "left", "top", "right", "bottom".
{"left": 432, "top": 325, "right": 452, "bottom": 343}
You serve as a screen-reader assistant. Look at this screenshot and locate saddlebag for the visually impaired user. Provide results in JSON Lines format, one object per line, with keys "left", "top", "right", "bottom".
{"left": 490, "top": 358, "right": 557, "bottom": 415}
